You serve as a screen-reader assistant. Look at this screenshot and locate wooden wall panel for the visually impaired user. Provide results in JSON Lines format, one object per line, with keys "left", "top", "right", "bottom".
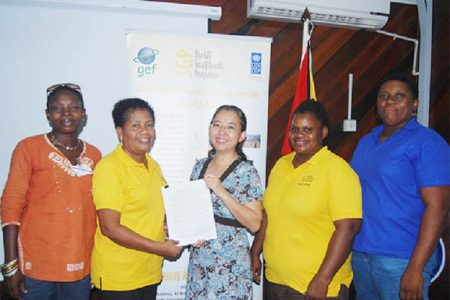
{"left": 152, "top": 1, "right": 448, "bottom": 298}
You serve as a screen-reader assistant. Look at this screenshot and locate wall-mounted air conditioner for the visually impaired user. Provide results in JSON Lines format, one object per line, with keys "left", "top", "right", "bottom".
{"left": 247, "top": 0, "right": 390, "bottom": 30}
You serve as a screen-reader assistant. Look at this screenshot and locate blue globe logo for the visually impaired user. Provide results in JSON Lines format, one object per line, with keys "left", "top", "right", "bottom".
{"left": 134, "top": 47, "right": 159, "bottom": 65}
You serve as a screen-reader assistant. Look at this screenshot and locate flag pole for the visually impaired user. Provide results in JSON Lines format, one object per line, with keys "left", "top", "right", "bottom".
{"left": 280, "top": 10, "right": 314, "bottom": 155}
{"left": 301, "top": 10, "right": 311, "bottom": 65}
{"left": 301, "top": 19, "right": 310, "bottom": 64}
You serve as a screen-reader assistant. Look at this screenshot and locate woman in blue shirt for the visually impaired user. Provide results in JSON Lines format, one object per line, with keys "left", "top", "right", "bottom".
{"left": 350, "top": 73, "right": 449, "bottom": 300}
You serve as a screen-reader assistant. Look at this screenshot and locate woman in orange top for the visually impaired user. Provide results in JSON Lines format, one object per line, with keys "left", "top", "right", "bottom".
{"left": 1, "top": 83, "right": 101, "bottom": 300}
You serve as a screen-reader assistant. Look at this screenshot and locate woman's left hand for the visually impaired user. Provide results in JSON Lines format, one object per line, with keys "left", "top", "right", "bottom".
{"left": 191, "top": 240, "right": 205, "bottom": 248}
{"left": 399, "top": 186, "right": 449, "bottom": 300}
{"left": 400, "top": 266, "right": 423, "bottom": 300}
{"left": 305, "top": 274, "right": 329, "bottom": 300}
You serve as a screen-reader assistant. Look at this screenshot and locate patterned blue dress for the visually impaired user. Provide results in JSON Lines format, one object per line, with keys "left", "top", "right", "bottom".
{"left": 185, "top": 158, "right": 263, "bottom": 300}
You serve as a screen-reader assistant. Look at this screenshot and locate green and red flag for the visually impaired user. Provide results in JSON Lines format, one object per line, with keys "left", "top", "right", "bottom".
{"left": 281, "top": 43, "right": 317, "bottom": 155}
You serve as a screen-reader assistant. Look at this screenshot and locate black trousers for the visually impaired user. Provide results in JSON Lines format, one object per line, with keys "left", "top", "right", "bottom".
{"left": 94, "top": 283, "right": 158, "bottom": 300}
{"left": 265, "top": 279, "right": 349, "bottom": 300}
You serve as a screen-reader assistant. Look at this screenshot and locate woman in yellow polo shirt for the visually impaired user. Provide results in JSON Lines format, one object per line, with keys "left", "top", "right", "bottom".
{"left": 251, "top": 100, "right": 362, "bottom": 299}
{"left": 91, "top": 98, "right": 182, "bottom": 300}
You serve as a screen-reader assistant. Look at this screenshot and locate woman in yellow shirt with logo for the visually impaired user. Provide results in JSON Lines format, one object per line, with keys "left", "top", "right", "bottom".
{"left": 251, "top": 100, "right": 362, "bottom": 299}
{"left": 91, "top": 98, "right": 182, "bottom": 300}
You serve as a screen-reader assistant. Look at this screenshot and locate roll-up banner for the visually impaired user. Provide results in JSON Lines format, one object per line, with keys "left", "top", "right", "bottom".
{"left": 127, "top": 32, "right": 271, "bottom": 300}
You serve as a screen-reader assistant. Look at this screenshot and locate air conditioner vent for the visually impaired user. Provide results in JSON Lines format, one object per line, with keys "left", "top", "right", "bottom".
{"left": 248, "top": 0, "right": 390, "bottom": 30}
{"left": 311, "top": 13, "right": 363, "bottom": 27}
{"left": 255, "top": 7, "right": 303, "bottom": 19}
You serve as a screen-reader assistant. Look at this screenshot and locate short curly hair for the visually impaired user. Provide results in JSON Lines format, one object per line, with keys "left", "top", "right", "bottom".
{"left": 112, "top": 98, "right": 155, "bottom": 128}
{"left": 378, "top": 73, "right": 418, "bottom": 99}
{"left": 292, "top": 99, "right": 329, "bottom": 128}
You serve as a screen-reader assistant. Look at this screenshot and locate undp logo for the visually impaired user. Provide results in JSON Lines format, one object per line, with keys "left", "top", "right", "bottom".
{"left": 134, "top": 47, "right": 159, "bottom": 64}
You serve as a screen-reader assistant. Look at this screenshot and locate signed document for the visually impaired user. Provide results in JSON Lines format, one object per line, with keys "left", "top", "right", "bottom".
{"left": 162, "top": 180, "right": 217, "bottom": 246}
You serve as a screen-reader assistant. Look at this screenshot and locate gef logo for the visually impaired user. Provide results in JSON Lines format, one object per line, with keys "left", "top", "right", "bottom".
{"left": 134, "top": 47, "right": 159, "bottom": 77}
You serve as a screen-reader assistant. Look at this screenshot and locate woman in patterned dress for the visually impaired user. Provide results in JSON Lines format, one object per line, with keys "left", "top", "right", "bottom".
{"left": 185, "top": 105, "right": 263, "bottom": 300}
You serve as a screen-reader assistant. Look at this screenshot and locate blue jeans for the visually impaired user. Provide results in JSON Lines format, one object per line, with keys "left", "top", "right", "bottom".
{"left": 20, "top": 275, "right": 91, "bottom": 300}
{"left": 351, "top": 250, "right": 438, "bottom": 300}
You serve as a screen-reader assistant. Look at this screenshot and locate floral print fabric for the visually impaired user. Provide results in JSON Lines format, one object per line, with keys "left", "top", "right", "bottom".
{"left": 185, "top": 158, "right": 263, "bottom": 300}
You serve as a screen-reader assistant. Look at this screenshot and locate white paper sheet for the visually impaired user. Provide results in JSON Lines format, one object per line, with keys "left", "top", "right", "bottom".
{"left": 162, "top": 180, "right": 217, "bottom": 246}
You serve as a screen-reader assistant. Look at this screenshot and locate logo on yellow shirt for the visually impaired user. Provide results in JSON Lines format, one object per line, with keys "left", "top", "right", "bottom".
{"left": 298, "top": 175, "right": 313, "bottom": 186}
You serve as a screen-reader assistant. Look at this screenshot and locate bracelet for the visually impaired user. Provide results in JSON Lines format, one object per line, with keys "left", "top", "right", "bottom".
{"left": 1, "top": 258, "right": 18, "bottom": 270}
{"left": 1, "top": 258, "right": 19, "bottom": 277}
{"left": 2, "top": 266, "right": 18, "bottom": 278}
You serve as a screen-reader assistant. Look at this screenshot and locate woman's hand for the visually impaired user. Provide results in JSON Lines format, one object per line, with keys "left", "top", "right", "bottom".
{"left": 203, "top": 173, "right": 263, "bottom": 233}
{"left": 400, "top": 266, "right": 423, "bottom": 300}
{"left": 251, "top": 211, "right": 267, "bottom": 284}
{"left": 191, "top": 240, "right": 205, "bottom": 248}
{"left": 399, "top": 186, "right": 449, "bottom": 300}
{"left": 306, "top": 218, "right": 361, "bottom": 300}
{"left": 4, "top": 270, "right": 26, "bottom": 300}
{"left": 160, "top": 240, "right": 182, "bottom": 258}
{"left": 251, "top": 254, "right": 262, "bottom": 284}
{"left": 305, "top": 274, "right": 329, "bottom": 300}
{"left": 203, "top": 173, "right": 224, "bottom": 195}
{"left": 3, "top": 225, "right": 25, "bottom": 299}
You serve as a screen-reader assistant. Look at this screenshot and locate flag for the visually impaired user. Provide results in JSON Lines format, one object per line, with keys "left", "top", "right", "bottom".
{"left": 280, "top": 42, "right": 317, "bottom": 155}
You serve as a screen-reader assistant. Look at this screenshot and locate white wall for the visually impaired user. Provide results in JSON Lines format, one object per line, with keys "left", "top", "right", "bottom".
{"left": 0, "top": 0, "right": 218, "bottom": 192}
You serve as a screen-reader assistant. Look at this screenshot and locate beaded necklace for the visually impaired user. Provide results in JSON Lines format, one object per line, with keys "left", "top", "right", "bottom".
{"left": 47, "top": 145, "right": 92, "bottom": 214}
{"left": 48, "top": 133, "right": 81, "bottom": 151}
